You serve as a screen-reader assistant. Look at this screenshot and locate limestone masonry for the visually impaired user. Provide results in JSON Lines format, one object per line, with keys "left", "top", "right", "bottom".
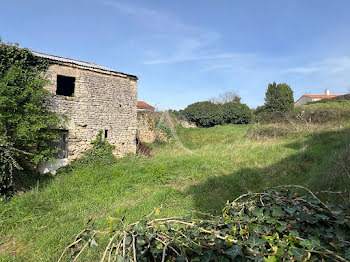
{"left": 35, "top": 51, "right": 138, "bottom": 162}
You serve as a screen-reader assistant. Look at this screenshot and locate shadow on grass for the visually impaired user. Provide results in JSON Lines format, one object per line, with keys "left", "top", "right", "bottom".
{"left": 12, "top": 170, "right": 54, "bottom": 194}
{"left": 185, "top": 128, "right": 350, "bottom": 215}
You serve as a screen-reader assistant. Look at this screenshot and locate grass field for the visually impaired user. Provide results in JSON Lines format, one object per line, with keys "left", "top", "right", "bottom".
{"left": 1, "top": 122, "right": 350, "bottom": 261}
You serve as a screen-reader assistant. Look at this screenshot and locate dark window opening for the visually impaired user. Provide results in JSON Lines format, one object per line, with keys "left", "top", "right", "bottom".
{"left": 48, "top": 130, "right": 68, "bottom": 159}
{"left": 56, "top": 75, "right": 75, "bottom": 96}
{"left": 104, "top": 130, "right": 108, "bottom": 139}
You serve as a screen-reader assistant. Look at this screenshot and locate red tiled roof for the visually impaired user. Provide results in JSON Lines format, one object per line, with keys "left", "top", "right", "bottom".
{"left": 137, "top": 101, "right": 154, "bottom": 108}
{"left": 303, "top": 95, "right": 341, "bottom": 98}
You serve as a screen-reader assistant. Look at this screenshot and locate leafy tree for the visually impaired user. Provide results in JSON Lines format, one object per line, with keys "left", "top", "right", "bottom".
{"left": 183, "top": 101, "right": 224, "bottom": 127}
{"left": 222, "top": 101, "right": 252, "bottom": 124}
{"left": 0, "top": 40, "right": 61, "bottom": 197}
{"left": 264, "top": 82, "right": 294, "bottom": 113}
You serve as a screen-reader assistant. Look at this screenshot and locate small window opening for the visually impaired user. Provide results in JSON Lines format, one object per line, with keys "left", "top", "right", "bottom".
{"left": 104, "top": 129, "right": 108, "bottom": 139}
{"left": 56, "top": 75, "right": 75, "bottom": 96}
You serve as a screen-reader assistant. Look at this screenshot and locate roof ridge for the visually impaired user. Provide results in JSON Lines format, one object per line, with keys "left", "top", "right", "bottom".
{"left": 31, "top": 50, "right": 138, "bottom": 79}
{"left": 32, "top": 50, "right": 101, "bottom": 66}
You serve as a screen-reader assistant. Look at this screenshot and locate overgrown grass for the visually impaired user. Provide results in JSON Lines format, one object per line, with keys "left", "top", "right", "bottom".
{"left": 1, "top": 124, "right": 350, "bottom": 261}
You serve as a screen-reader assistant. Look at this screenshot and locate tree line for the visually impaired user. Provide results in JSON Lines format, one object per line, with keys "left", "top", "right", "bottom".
{"left": 179, "top": 83, "right": 294, "bottom": 127}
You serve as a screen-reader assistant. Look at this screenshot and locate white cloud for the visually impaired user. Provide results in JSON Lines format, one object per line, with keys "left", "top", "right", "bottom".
{"left": 102, "top": 0, "right": 205, "bottom": 33}
{"left": 285, "top": 67, "right": 321, "bottom": 73}
{"left": 144, "top": 52, "right": 252, "bottom": 65}
{"left": 102, "top": 1, "right": 226, "bottom": 65}
{"left": 284, "top": 56, "right": 350, "bottom": 75}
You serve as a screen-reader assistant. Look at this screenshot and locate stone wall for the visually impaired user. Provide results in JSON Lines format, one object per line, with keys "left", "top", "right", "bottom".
{"left": 44, "top": 63, "right": 138, "bottom": 161}
{"left": 136, "top": 111, "right": 196, "bottom": 144}
{"left": 137, "top": 111, "right": 156, "bottom": 143}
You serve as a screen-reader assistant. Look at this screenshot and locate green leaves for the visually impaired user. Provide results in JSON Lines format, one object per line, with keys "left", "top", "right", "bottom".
{"left": 65, "top": 188, "right": 350, "bottom": 261}
{"left": 265, "top": 82, "right": 294, "bottom": 113}
{"left": 0, "top": 43, "right": 61, "bottom": 198}
{"left": 224, "top": 245, "right": 241, "bottom": 259}
{"left": 182, "top": 100, "right": 252, "bottom": 128}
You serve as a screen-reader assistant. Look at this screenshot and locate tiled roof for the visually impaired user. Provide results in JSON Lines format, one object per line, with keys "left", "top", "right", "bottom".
{"left": 137, "top": 101, "right": 154, "bottom": 109}
{"left": 303, "top": 95, "right": 341, "bottom": 98}
{"left": 32, "top": 51, "right": 137, "bottom": 79}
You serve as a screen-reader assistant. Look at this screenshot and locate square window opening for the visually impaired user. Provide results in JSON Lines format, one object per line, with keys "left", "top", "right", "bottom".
{"left": 56, "top": 75, "right": 75, "bottom": 96}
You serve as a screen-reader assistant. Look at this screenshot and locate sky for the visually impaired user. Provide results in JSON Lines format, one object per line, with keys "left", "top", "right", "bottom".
{"left": 1, "top": 0, "right": 350, "bottom": 110}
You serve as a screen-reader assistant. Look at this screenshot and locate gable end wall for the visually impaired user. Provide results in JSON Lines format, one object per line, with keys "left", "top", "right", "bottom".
{"left": 44, "top": 63, "right": 137, "bottom": 160}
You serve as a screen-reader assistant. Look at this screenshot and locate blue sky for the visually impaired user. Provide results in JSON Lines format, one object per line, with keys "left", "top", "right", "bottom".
{"left": 1, "top": 0, "right": 350, "bottom": 109}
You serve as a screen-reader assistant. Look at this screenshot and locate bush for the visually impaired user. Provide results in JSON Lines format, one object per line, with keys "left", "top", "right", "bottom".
{"left": 183, "top": 101, "right": 253, "bottom": 127}
{"left": 289, "top": 103, "right": 350, "bottom": 124}
{"left": 57, "top": 131, "right": 116, "bottom": 173}
{"left": 222, "top": 101, "right": 252, "bottom": 124}
{"left": 182, "top": 101, "right": 224, "bottom": 127}
{"left": 63, "top": 188, "right": 350, "bottom": 261}
{"left": 0, "top": 138, "right": 21, "bottom": 200}
{"left": 0, "top": 41, "right": 61, "bottom": 198}
{"left": 0, "top": 42, "right": 60, "bottom": 163}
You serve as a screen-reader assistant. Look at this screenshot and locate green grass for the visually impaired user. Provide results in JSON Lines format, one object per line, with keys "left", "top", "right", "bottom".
{"left": 1, "top": 124, "right": 350, "bottom": 261}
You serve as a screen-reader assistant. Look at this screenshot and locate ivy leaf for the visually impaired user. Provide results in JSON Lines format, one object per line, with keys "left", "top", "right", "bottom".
{"left": 345, "top": 248, "right": 350, "bottom": 260}
{"left": 271, "top": 207, "right": 285, "bottom": 217}
{"left": 299, "top": 237, "right": 321, "bottom": 251}
{"left": 246, "top": 235, "right": 266, "bottom": 247}
{"left": 225, "top": 245, "right": 241, "bottom": 259}
{"left": 289, "top": 247, "right": 308, "bottom": 259}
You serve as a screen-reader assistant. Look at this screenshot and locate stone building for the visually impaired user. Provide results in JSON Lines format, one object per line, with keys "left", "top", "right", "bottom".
{"left": 33, "top": 51, "right": 138, "bottom": 173}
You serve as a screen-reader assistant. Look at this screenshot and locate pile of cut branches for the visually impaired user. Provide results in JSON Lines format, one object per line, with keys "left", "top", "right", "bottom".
{"left": 60, "top": 186, "right": 350, "bottom": 261}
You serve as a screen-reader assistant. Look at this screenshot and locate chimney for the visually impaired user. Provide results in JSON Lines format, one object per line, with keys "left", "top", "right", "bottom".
{"left": 324, "top": 89, "right": 330, "bottom": 96}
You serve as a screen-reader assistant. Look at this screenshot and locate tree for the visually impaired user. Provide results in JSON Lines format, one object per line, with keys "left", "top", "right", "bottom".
{"left": 210, "top": 91, "right": 241, "bottom": 104}
{"left": 183, "top": 101, "right": 224, "bottom": 127}
{"left": 0, "top": 40, "right": 61, "bottom": 197}
{"left": 264, "top": 82, "right": 294, "bottom": 113}
{"left": 222, "top": 102, "right": 252, "bottom": 124}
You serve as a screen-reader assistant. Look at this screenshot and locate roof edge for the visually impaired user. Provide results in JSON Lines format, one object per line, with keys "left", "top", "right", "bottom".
{"left": 32, "top": 50, "right": 138, "bottom": 80}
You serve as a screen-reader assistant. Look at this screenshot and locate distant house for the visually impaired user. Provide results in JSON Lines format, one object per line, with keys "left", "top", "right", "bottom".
{"left": 295, "top": 89, "right": 341, "bottom": 106}
{"left": 137, "top": 101, "right": 155, "bottom": 112}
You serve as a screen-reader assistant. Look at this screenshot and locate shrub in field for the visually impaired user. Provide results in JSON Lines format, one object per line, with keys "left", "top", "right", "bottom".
{"left": 182, "top": 101, "right": 224, "bottom": 127}
{"left": 289, "top": 103, "right": 350, "bottom": 124}
{"left": 222, "top": 101, "right": 252, "bottom": 124}
{"left": 57, "top": 131, "right": 116, "bottom": 173}
{"left": 183, "top": 101, "right": 253, "bottom": 127}
{"left": 0, "top": 41, "right": 61, "bottom": 198}
{"left": 62, "top": 187, "right": 350, "bottom": 261}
